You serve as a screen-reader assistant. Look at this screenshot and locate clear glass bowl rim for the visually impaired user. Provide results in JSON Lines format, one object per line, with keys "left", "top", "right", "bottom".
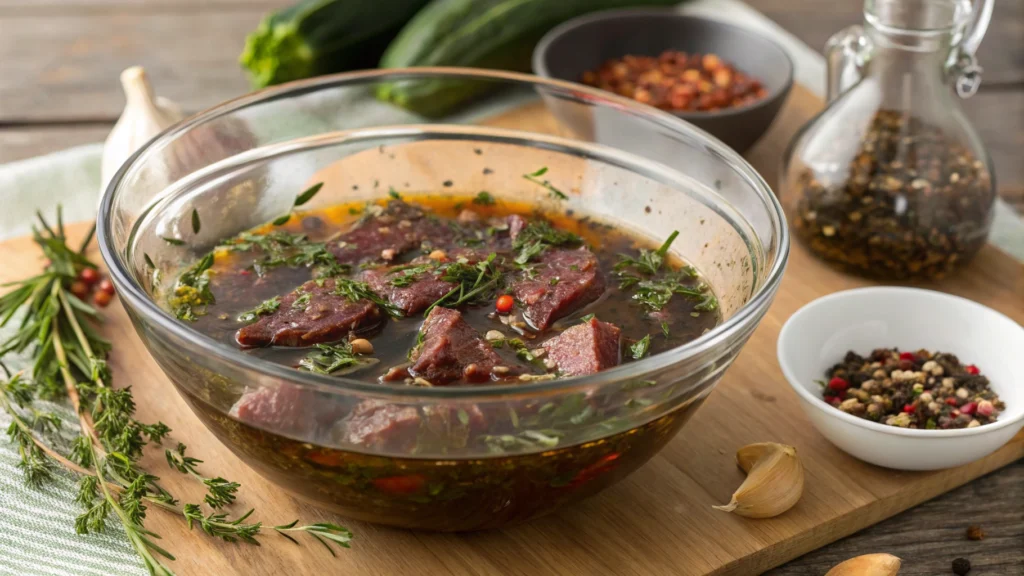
{"left": 97, "top": 67, "right": 790, "bottom": 400}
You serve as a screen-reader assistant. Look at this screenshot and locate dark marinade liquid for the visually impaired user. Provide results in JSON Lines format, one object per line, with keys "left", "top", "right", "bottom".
{"left": 182, "top": 195, "right": 720, "bottom": 384}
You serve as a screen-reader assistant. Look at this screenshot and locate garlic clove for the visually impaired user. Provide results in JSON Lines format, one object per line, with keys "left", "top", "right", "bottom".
{"left": 100, "top": 66, "right": 185, "bottom": 201}
{"left": 825, "top": 553, "right": 901, "bottom": 576}
{"left": 712, "top": 442, "right": 804, "bottom": 518}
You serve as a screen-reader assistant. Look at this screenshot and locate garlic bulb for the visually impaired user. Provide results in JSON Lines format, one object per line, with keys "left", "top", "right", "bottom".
{"left": 100, "top": 66, "right": 184, "bottom": 202}
{"left": 712, "top": 442, "right": 804, "bottom": 518}
{"left": 825, "top": 553, "right": 901, "bottom": 576}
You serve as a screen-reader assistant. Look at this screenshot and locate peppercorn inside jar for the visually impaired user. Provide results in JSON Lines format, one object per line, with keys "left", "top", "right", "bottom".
{"left": 786, "top": 111, "right": 994, "bottom": 280}
{"left": 781, "top": 0, "right": 997, "bottom": 281}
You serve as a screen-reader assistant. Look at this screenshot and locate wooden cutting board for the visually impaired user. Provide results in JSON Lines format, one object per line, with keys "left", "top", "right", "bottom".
{"left": 2, "top": 84, "right": 1022, "bottom": 576}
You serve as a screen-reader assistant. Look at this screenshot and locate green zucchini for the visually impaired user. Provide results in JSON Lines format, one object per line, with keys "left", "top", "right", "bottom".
{"left": 377, "top": 0, "right": 681, "bottom": 117}
{"left": 240, "top": 0, "right": 431, "bottom": 88}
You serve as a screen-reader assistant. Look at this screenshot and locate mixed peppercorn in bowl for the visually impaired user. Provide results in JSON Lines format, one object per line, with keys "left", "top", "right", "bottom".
{"left": 779, "top": 287, "right": 1024, "bottom": 471}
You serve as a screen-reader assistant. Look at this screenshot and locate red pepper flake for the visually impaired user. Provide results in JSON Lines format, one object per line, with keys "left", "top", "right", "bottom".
{"left": 965, "top": 364, "right": 980, "bottom": 375}
{"left": 899, "top": 351, "right": 916, "bottom": 362}
{"left": 828, "top": 377, "right": 849, "bottom": 392}
{"left": 372, "top": 474, "right": 427, "bottom": 495}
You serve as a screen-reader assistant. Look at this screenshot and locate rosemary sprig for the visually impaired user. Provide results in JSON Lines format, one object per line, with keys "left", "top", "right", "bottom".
{"left": 165, "top": 443, "right": 239, "bottom": 509}
{"left": 0, "top": 210, "right": 354, "bottom": 575}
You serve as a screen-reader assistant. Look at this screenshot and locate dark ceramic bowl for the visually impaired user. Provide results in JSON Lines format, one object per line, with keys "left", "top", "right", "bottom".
{"left": 533, "top": 9, "right": 794, "bottom": 153}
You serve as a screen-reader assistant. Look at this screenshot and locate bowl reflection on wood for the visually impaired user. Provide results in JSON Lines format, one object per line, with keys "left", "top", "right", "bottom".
{"left": 533, "top": 9, "right": 794, "bottom": 153}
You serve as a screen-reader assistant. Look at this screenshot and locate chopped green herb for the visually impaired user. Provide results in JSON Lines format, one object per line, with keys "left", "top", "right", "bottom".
{"left": 325, "top": 278, "right": 402, "bottom": 318}
{"left": 661, "top": 321, "right": 670, "bottom": 339}
{"left": 387, "top": 263, "right": 437, "bottom": 287}
{"left": 548, "top": 277, "right": 560, "bottom": 286}
{"left": 170, "top": 252, "right": 215, "bottom": 321}
{"left": 291, "top": 293, "right": 311, "bottom": 310}
{"left": 388, "top": 187, "right": 402, "bottom": 200}
{"left": 272, "top": 214, "right": 291, "bottom": 226}
{"left": 294, "top": 182, "right": 323, "bottom": 207}
{"left": 456, "top": 409, "right": 470, "bottom": 426}
{"left": 237, "top": 296, "right": 280, "bottom": 324}
{"left": 472, "top": 191, "right": 496, "bottom": 206}
{"left": 219, "top": 231, "right": 348, "bottom": 278}
{"left": 614, "top": 230, "right": 679, "bottom": 276}
{"left": 523, "top": 167, "right": 568, "bottom": 200}
{"left": 191, "top": 209, "right": 201, "bottom": 234}
{"left": 423, "top": 254, "right": 504, "bottom": 316}
{"left": 630, "top": 335, "right": 651, "bottom": 360}
{"left": 579, "top": 313, "right": 596, "bottom": 322}
{"left": 162, "top": 237, "right": 185, "bottom": 246}
{"left": 511, "top": 221, "right": 581, "bottom": 264}
{"left": 143, "top": 253, "right": 156, "bottom": 269}
{"left": 299, "top": 342, "right": 373, "bottom": 375}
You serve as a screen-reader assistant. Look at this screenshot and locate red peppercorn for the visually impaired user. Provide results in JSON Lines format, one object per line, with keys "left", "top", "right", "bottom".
{"left": 959, "top": 402, "right": 977, "bottom": 415}
{"left": 899, "top": 351, "right": 916, "bottom": 362}
{"left": 945, "top": 397, "right": 959, "bottom": 406}
{"left": 93, "top": 290, "right": 112, "bottom": 308}
{"left": 902, "top": 404, "right": 916, "bottom": 413}
{"left": 78, "top": 267, "right": 100, "bottom": 285}
{"left": 97, "top": 278, "right": 115, "bottom": 296}
{"left": 828, "top": 377, "right": 849, "bottom": 392}
{"left": 823, "top": 395, "right": 838, "bottom": 404}
{"left": 69, "top": 281, "right": 89, "bottom": 300}
{"left": 495, "top": 294, "right": 514, "bottom": 314}
{"left": 965, "top": 364, "right": 980, "bottom": 375}
{"left": 898, "top": 359, "right": 914, "bottom": 370}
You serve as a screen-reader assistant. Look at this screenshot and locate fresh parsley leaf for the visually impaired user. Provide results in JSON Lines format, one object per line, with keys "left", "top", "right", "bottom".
{"left": 237, "top": 296, "right": 280, "bottom": 324}
{"left": 630, "top": 334, "right": 651, "bottom": 360}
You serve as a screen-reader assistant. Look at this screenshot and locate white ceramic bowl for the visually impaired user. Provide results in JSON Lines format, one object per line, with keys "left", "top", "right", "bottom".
{"left": 778, "top": 287, "right": 1024, "bottom": 471}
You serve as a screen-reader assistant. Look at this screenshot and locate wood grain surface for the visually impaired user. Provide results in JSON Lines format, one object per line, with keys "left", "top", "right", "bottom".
{"left": 1, "top": 85, "right": 1022, "bottom": 575}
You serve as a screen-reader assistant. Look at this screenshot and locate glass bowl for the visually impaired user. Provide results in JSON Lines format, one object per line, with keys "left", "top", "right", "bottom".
{"left": 97, "top": 68, "right": 788, "bottom": 531}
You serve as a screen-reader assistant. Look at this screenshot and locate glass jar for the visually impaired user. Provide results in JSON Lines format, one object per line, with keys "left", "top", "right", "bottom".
{"left": 782, "top": 0, "right": 996, "bottom": 280}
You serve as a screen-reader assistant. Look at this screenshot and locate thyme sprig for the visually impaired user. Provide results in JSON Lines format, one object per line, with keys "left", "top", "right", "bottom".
{"left": 0, "top": 211, "right": 353, "bottom": 575}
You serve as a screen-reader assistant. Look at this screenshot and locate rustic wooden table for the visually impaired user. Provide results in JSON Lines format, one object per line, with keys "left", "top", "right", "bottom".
{"left": 0, "top": 1, "right": 1020, "bottom": 574}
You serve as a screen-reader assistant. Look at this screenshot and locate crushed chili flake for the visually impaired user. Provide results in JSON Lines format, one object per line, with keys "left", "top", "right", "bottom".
{"left": 817, "top": 348, "right": 1004, "bottom": 429}
{"left": 580, "top": 50, "right": 767, "bottom": 112}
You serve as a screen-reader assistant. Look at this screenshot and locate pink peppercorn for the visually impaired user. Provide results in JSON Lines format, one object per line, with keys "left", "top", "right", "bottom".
{"left": 828, "top": 377, "right": 849, "bottom": 392}
{"left": 945, "top": 397, "right": 959, "bottom": 406}
{"left": 902, "top": 404, "right": 915, "bottom": 413}
{"left": 899, "top": 352, "right": 916, "bottom": 362}
{"left": 977, "top": 400, "right": 994, "bottom": 417}
{"left": 965, "top": 364, "right": 980, "bottom": 375}
{"left": 959, "top": 402, "right": 977, "bottom": 415}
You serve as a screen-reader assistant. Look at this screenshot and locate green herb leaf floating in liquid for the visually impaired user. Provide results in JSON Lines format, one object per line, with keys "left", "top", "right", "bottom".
{"left": 522, "top": 166, "right": 568, "bottom": 200}
{"left": 143, "top": 253, "right": 156, "bottom": 269}
{"left": 191, "top": 208, "right": 201, "bottom": 234}
{"left": 472, "top": 191, "right": 496, "bottom": 206}
{"left": 630, "top": 334, "right": 651, "bottom": 360}
{"left": 294, "top": 182, "right": 324, "bottom": 207}
{"left": 162, "top": 236, "right": 185, "bottom": 246}
{"left": 272, "top": 213, "right": 291, "bottom": 226}
{"left": 388, "top": 187, "right": 402, "bottom": 200}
